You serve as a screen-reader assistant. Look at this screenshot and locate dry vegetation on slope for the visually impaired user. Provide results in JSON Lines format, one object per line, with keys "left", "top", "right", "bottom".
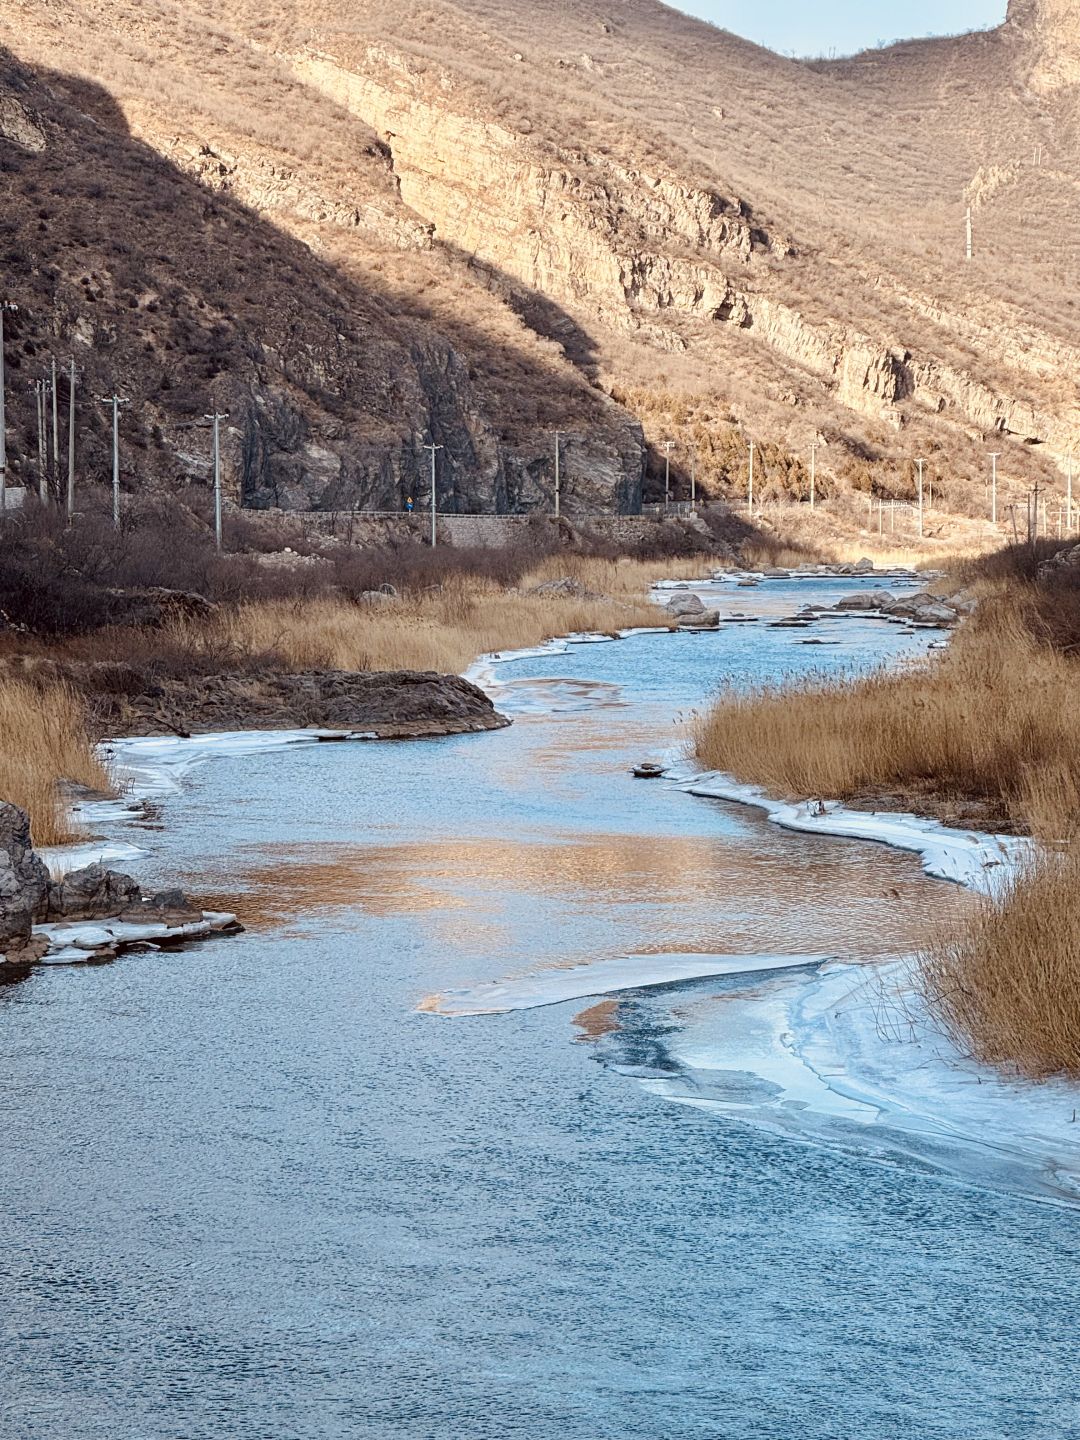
{"left": 1, "top": 0, "right": 1077, "bottom": 524}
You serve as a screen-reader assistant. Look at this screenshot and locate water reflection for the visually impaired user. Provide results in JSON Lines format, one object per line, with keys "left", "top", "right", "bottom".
{"left": 215, "top": 828, "right": 971, "bottom": 971}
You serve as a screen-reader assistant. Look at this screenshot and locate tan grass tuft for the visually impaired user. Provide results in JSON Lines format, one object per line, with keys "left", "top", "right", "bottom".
{"left": 693, "top": 603, "right": 1080, "bottom": 841}
{"left": 919, "top": 850, "right": 1080, "bottom": 1078}
{"left": 0, "top": 680, "right": 112, "bottom": 847}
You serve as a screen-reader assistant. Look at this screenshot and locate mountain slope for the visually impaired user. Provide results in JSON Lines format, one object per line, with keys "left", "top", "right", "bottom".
{"left": 0, "top": 46, "right": 643, "bottom": 514}
{"left": 2, "top": 0, "right": 1078, "bottom": 517}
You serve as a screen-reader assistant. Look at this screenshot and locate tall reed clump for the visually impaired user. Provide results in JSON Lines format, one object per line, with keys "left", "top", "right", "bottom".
{"left": 160, "top": 565, "right": 673, "bottom": 678}
{"left": 918, "top": 851, "right": 1080, "bottom": 1078}
{"left": 0, "top": 680, "right": 112, "bottom": 846}
{"left": 693, "top": 607, "right": 1080, "bottom": 840}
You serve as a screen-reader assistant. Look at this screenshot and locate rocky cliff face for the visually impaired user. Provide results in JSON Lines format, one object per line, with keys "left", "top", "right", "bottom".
{"left": 1, "top": 0, "right": 1077, "bottom": 519}
{"left": 1008, "top": 0, "right": 1080, "bottom": 87}
{"left": 0, "top": 51, "right": 643, "bottom": 516}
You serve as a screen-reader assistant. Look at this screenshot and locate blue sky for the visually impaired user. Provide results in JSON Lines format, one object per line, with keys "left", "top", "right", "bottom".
{"left": 675, "top": 1, "right": 1007, "bottom": 56}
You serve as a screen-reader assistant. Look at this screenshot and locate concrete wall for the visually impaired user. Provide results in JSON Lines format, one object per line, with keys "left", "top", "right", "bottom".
{"left": 241, "top": 508, "right": 712, "bottom": 550}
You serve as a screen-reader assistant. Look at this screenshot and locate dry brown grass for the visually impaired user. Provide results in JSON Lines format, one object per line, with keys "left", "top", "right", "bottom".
{"left": 0, "top": 680, "right": 112, "bottom": 846}
{"left": 694, "top": 601, "right": 1080, "bottom": 841}
{"left": 919, "top": 850, "right": 1080, "bottom": 1078}
{"left": 171, "top": 561, "right": 675, "bottom": 676}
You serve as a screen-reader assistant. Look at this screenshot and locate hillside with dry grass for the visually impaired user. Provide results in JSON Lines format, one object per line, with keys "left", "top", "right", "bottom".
{"left": 1, "top": 0, "right": 1078, "bottom": 523}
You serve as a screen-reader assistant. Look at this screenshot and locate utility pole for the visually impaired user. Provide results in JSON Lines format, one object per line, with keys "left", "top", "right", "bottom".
{"left": 748, "top": 439, "right": 755, "bottom": 515}
{"left": 965, "top": 206, "right": 974, "bottom": 263}
{"left": 989, "top": 452, "right": 1001, "bottom": 526}
{"left": 662, "top": 440, "right": 674, "bottom": 505}
{"left": 916, "top": 457, "right": 926, "bottom": 539}
{"left": 50, "top": 358, "right": 59, "bottom": 500}
{"left": 809, "top": 442, "right": 816, "bottom": 511}
{"left": 0, "top": 303, "right": 15, "bottom": 519}
{"left": 1068, "top": 459, "right": 1074, "bottom": 535}
{"left": 204, "top": 410, "right": 229, "bottom": 551}
{"left": 67, "top": 359, "right": 76, "bottom": 518}
{"left": 1029, "top": 479, "right": 1041, "bottom": 555}
{"left": 554, "top": 430, "right": 561, "bottom": 519}
{"left": 423, "top": 442, "right": 443, "bottom": 547}
{"left": 35, "top": 380, "right": 46, "bottom": 502}
{"left": 100, "top": 394, "right": 130, "bottom": 530}
{"left": 690, "top": 450, "right": 697, "bottom": 511}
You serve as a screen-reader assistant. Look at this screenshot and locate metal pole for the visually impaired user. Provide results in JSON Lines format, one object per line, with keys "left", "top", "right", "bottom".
{"left": 67, "top": 359, "right": 76, "bottom": 518}
{"left": 50, "top": 357, "right": 59, "bottom": 498}
{"left": 423, "top": 443, "right": 442, "bottom": 547}
{"left": 916, "top": 458, "right": 925, "bottom": 539}
{"left": 554, "top": 430, "right": 561, "bottom": 519}
{"left": 690, "top": 452, "right": 697, "bottom": 511}
{"left": 1069, "top": 460, "right": 1074, "bottom": 535}
{"left": 989, "top": 452, "right": 1000, "bottom": 526}
{"left": 213, "top": 415, "right": 222, "bottom": 550}
{"left": 662, "top": 441, "right": 674, "bottom": 505}
{"left": 809, "top": 443, "right": 816, "bottom": 511}
{"left": 112, "top": 398, "right": 120, "bottom": 528}
{"left": 878, "top": 497, "right": 883, "bottom": 537}
{"left": 748, "top": 440, "right": 755, "bottom": 515}
{"left": 203, "top": 410, "right": 230, "bottom": 550}
{"left": 101, "top": 395, "right": 130, "bottom": 529}
{"left": 0, "top": 306, "right": 7, "bottom": 519}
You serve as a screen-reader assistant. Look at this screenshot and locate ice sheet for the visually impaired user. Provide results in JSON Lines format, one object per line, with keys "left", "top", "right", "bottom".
{"left": 423, "top": 951, "right": 829, "bottom": 1016}
{"left": 36, "top": 910, "right": 238, "bottom": 963}
{"left": 638, "top": 958, "right": 1080, "bottom": 1203}
{"left": 37, "top": 840, "right": 148, "bottom": 880}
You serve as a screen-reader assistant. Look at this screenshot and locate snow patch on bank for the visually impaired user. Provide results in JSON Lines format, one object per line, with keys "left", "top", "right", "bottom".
{"left": 670, "top": 767, "right": 1029, "bottom": 895}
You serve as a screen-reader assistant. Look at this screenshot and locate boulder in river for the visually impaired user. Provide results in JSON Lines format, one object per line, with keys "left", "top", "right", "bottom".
{"left": 835, "top": 591, "right": 893, "bottom": 611}
{"left": 44, "top": 864, "right": 208, "bottom": 925}
{"left": 666, "top": 592, "right": 706, "bottom": 617}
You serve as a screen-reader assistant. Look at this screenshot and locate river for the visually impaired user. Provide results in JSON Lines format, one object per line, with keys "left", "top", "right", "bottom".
{"left": 3, "top": 577, "right": 1078, "bottom": 1439}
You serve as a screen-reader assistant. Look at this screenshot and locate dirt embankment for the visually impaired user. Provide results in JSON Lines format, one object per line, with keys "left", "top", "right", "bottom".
{"left": 64, "top": 664, "right": 509, "bottom": 740}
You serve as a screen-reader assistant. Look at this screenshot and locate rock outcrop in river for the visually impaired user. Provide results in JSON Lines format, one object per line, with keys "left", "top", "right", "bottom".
{"left": 0, "top": 803, "right": 50, "bottom": 967}
{"left": 0, "top": 804, "right": 237, "bottom": 973}
{"left": 75, "top": 668, "right": 509, "bottom": 740}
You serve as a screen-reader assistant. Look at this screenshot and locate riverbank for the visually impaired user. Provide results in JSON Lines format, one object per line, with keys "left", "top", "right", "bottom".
{"left": 692, "top": 541, "right": 1080, "bottom": 1078}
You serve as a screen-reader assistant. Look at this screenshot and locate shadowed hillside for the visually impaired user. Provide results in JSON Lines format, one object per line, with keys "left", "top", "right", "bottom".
{"left": 1, "top": 0, "right": 1077, "bottom": 520}
{"left": 0, "top": 51, "right": 643, "bottom": 514}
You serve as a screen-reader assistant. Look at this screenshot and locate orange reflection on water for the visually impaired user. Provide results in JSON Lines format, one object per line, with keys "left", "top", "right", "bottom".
{"left": 207, "top": 827, "right": 973, "bottom": 968}
{"left": 573, "top": 999, "right": 621, "bottom": 1042}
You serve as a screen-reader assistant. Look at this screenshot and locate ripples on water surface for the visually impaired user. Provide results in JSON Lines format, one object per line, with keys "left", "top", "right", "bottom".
{"left": 3, "top": 579, "right": 1079, "bottom": 1439}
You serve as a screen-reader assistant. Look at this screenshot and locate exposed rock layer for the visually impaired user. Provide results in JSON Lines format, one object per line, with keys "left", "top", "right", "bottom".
{"left": 1, "top": 0, "right": 1078, "bottom": 516}
{"left": 74, "top": 666, "right": 510, "bottom": 739}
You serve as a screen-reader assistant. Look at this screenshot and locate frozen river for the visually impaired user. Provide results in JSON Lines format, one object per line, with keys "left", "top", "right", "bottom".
{"left": 3, "top": 577, "right": 1079, "bottom": 1438}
